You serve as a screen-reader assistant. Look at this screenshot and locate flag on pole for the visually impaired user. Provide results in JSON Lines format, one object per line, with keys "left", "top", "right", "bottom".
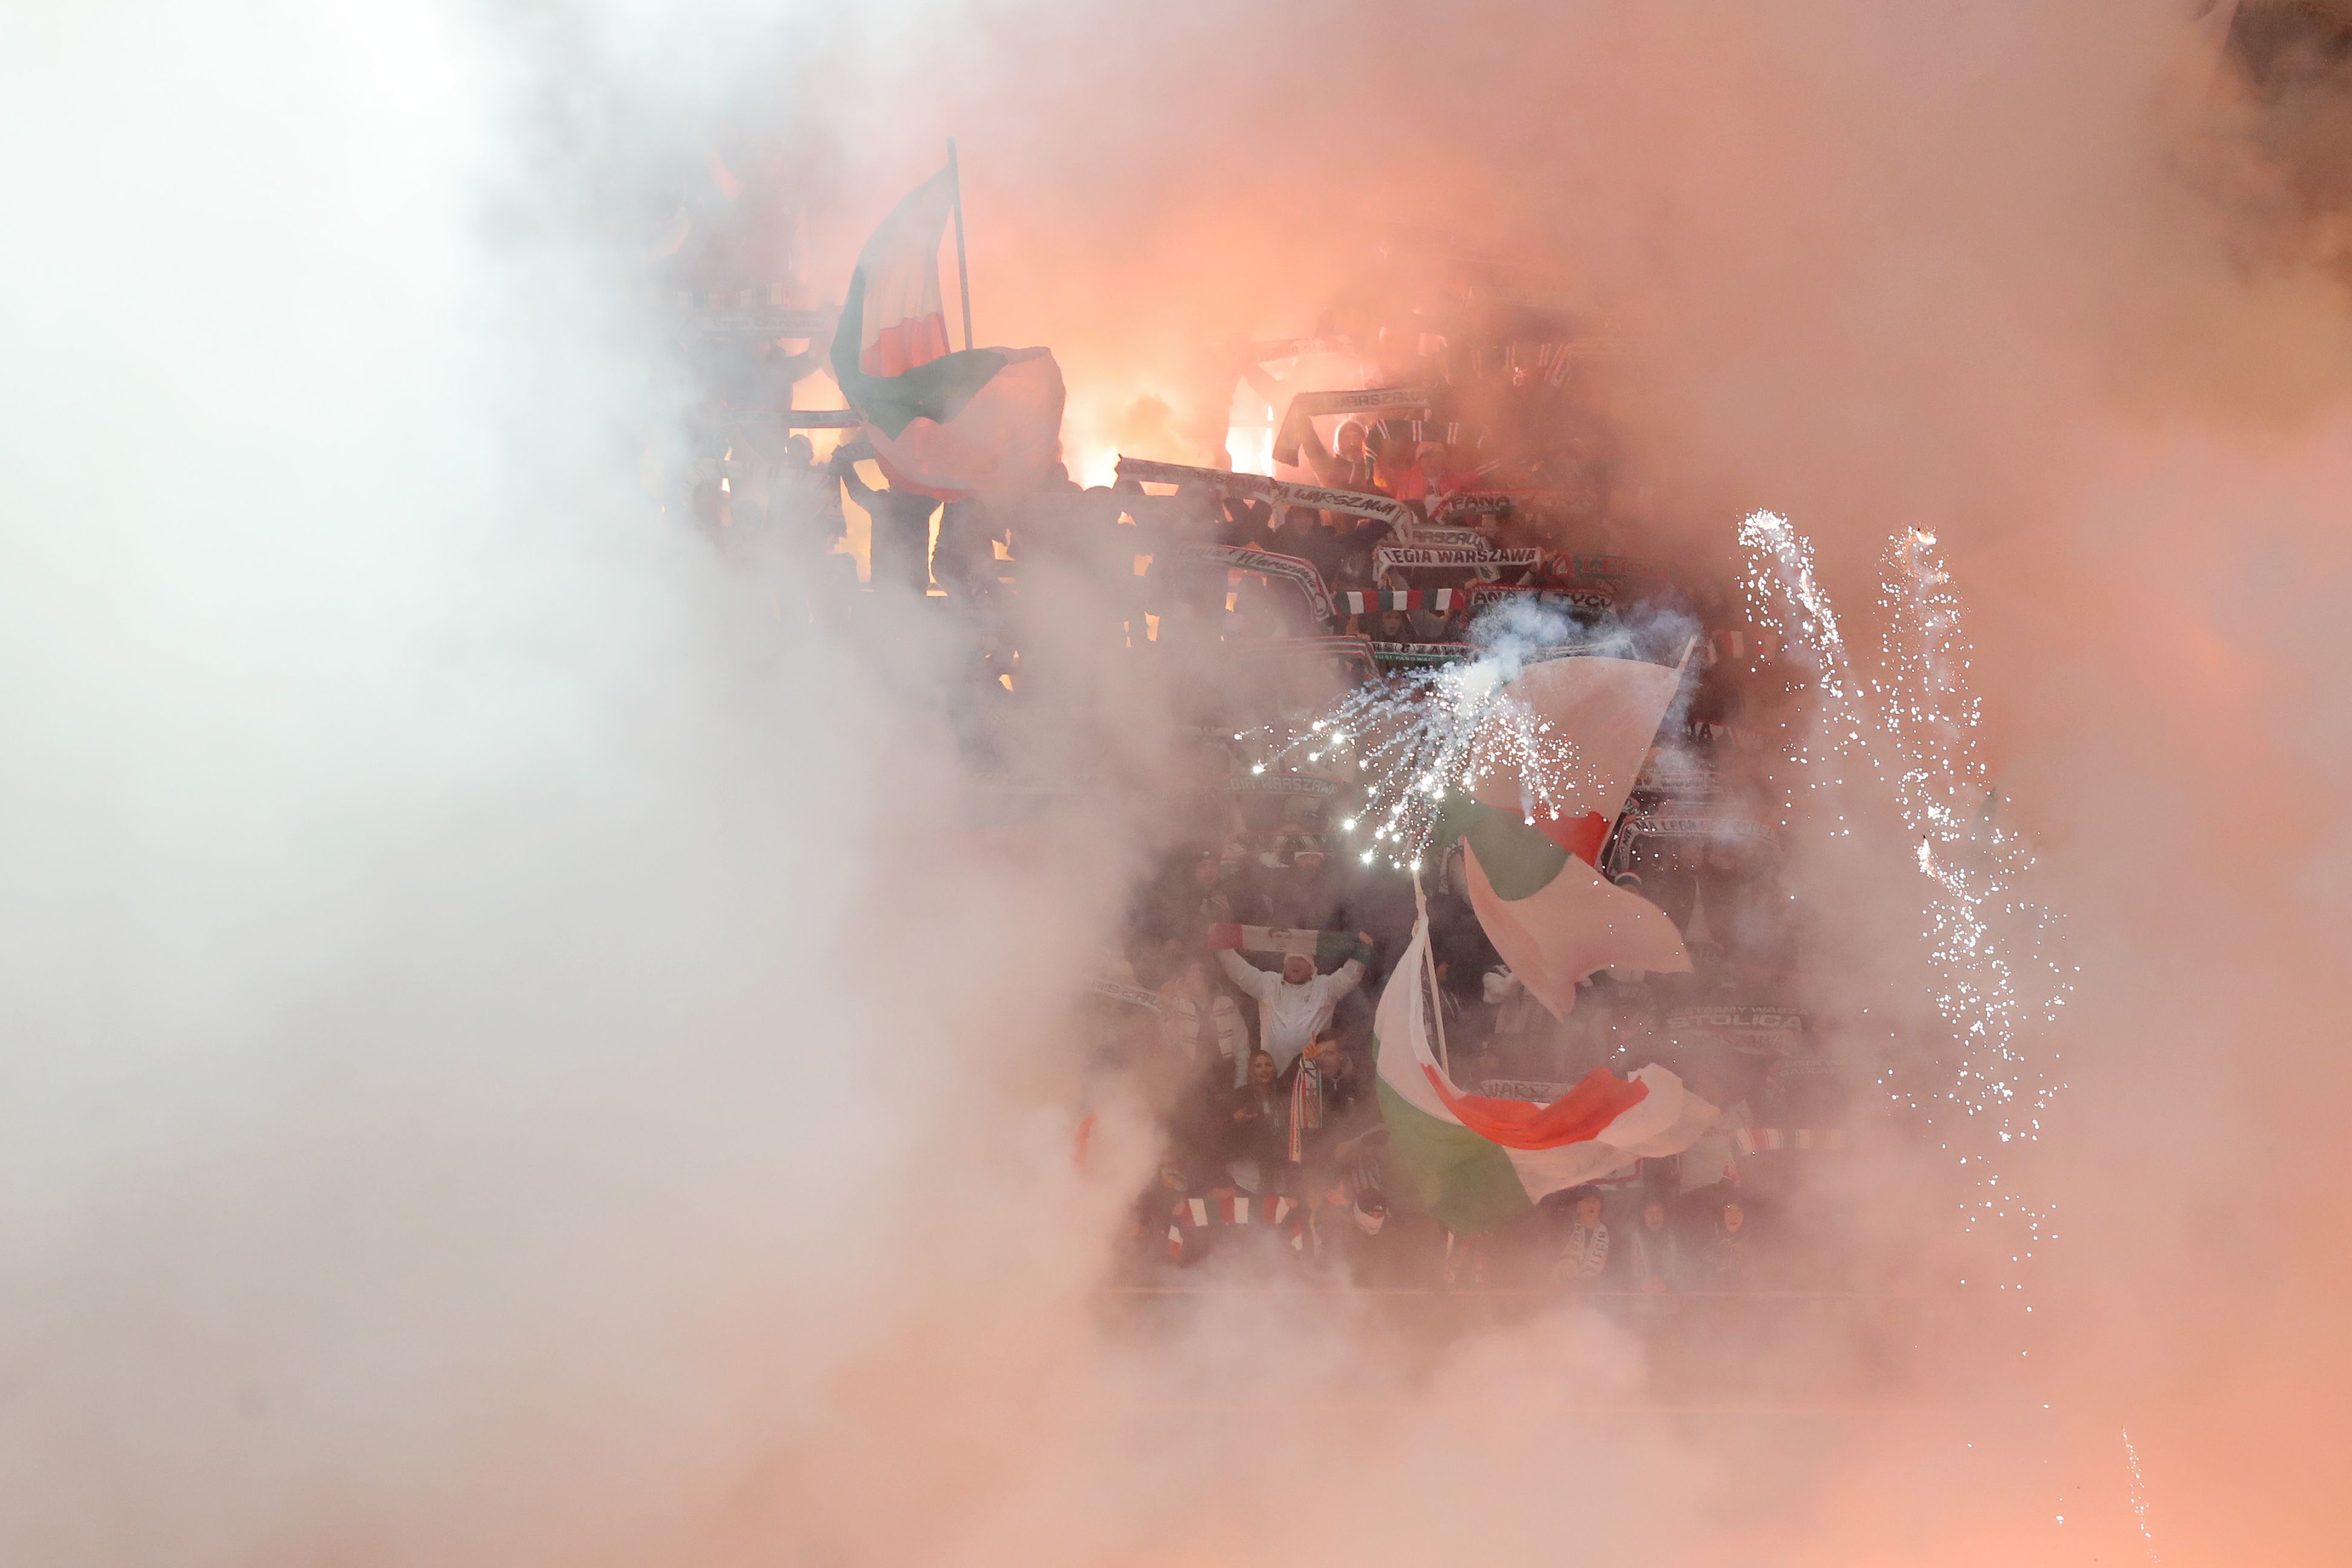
{"left": 1374, "top": 908, "right": 1717, "bottom": 1233}
{"left": 829, "top": 164, "right": 1065, "bottom": 502}
{"left": 1446, "top": 653, "right": 1693, "bottom": 1017}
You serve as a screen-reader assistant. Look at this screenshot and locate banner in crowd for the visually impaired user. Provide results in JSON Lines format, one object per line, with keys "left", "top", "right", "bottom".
{"left": 1370, "top": 641, "right": 1474, "bottom": 666}
{"left": 1665, "top": 1004, "right": 1807, "bottom": 1057}
{"left": 1373, "top": 907, "right": 1718, "bottom": 1234}
{"left": 1431, "top": 491, "right": 1516, "bottom": 523}
{"left": 1227, "top": 772, "right": 1343, "bottom": 799}
{"left": 1478, "top": 1079, "right": 1569, "bottom": 1102}
{"left": 1181, "top": 541, "right": 1336, "bottom": 624}
{"left": 1373, "top": 545, "right": 1543, "bottom": 575}
{"left": 1464, "top": 583, "right": 1617, "bottom": 615}
{"left": 1632, "top": 747, "right": 1720, "bottom": 798}
{"left": 1088, "top": 979, "right": 1164, "bottom": 1013}
{"left": 1390, "top": 521, "right": 1494, "bottom": 550}
{"left": 1117, "top": 456, "right": 1417, "bottom": 532}
{"left": 1206, "top": 924, "right": 1364, "bottom": 962}
{"left": 1340, "top": 589, "right": 1462, "bottom": 614}
{"left": 1271, "top": 388, "right": 1435, "bottom": 466}
{"left": 1621, "top": 809, "right": 1780, "bottom": 845}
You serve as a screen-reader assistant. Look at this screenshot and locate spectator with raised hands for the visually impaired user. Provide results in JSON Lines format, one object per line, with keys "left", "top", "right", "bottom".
{"left": 1295, "top": 417, "right": 1379, "bottom": 492}
{"left": 1214, "top": 931, "right": 1374, "bottom": 1076}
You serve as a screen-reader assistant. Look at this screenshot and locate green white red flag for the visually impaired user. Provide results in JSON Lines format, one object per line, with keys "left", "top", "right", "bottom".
{"left": 1449, "top": 652, "right": 1693, "bottom": 1016}
{"left": 1374, "top": 907, "right": 1717, "bottom": 1233}
{"left": 828, "top": 165, "right": 1065, "bottom": 501}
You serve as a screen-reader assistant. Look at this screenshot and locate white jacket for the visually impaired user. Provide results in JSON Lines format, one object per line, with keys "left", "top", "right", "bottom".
{"left": 1157, "top": 988, "right": 1248, "bottom": 1083}
{"left": 1215, "top": 949, "right": 1366, "bottom": 1072}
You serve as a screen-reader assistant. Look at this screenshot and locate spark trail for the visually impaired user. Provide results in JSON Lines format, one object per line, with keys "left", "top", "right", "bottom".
{"left": 1738, "top": 510, "right": 2070, "bottom": 1283}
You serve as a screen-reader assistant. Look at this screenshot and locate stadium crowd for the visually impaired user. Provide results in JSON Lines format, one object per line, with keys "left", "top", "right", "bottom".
{"left": 667, "top": 249, "right": 1861, "bottom": 1304}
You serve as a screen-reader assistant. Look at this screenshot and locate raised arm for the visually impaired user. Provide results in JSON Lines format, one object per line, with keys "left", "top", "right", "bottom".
{"left": 1320, "top": 933, "right": 1377, "bottom": 1001}
{"left": 832, "top": 446, "right": 883, "bottom": 509}
{"left": 1293, "top": 415, "right": 1342, "bottom": 484}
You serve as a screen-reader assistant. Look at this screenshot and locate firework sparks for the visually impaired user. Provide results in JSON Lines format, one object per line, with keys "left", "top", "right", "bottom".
{"left": 1242, "top": 654, "right": 1615, "bottom": 868}
{"left": 2122, "top": 1427, "right": 2164, "bottom": 1563}
{"left": 1739, "top": 511, "right": 2071, "bottom": 1285}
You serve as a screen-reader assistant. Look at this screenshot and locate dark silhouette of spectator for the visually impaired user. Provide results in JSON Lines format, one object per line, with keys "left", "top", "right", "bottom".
{"left": 1145, "top": 849, "right": 1242, "bottom": 946}
{"left": 1550, "top": 1185, "right": 1615, "bottom": 1289}
{"left": 1224, "top": 1050, "right": 1288, "bottom": 1177}
{"left": 1272, "top": 1033, "right": 1368, "bottom": 1193}
{"left": 832, "top": 442, "right": 939, "bottom": 595}
{"left": 1698, "top": 1197, "right": 1751, "bottom": 1288}
{"left": 1626, "top": 1193, "right": 1684, "bottom": 1294}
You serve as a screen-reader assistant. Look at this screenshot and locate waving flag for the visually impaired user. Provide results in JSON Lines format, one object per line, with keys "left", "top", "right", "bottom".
{"left": 1449, "top": 653, "right": 1693, "bottom": 1017}
{"left": 1375, "top": 908, "right": 1716, "bottom": 1233}
{"left": 829, "top": 164, "right": 1065, "bottom": 502}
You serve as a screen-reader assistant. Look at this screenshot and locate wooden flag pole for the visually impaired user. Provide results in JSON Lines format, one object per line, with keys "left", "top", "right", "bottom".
{"left": 947, "top": 139, "right": 975, "bottom": 352}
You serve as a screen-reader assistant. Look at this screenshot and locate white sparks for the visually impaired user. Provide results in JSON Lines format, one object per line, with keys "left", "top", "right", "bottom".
{"left": 1241, "top": 653, "right": 1611, "bottom": 864}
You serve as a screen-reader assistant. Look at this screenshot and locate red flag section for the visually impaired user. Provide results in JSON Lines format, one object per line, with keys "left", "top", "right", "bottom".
{"left": 1529, "top": 809, "right": 1610, "bottom": 865}
{"left": 1421, "top": 1063, "right": 1651, "bottom": 1150}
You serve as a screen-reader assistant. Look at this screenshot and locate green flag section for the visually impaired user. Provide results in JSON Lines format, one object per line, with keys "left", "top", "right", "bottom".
{"left": 1204, "top": 924, "right": 1370, "bottom": 964}
{"left": 1374, "top": 907, "right": 1717, "bottom": 1234}
{"left": 829, "top": 168, "right": 1066, "bottom": 502}
{"left": 1451, "top": 653, "right": 1694, "bottom": 1017}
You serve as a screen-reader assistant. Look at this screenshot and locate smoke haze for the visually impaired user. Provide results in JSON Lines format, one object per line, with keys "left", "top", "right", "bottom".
{"left": 4, "top": 1, "right": 2349, "bottom": 1564}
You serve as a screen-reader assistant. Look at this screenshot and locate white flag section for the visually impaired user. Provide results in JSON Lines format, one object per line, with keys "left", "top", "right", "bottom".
{"left": 830, "top": 167, "right": 1068, "bottom": 502}
{"left": 1454, "top": 653, "right": 1693, "bottom": 1019}
{"left": 850, "top": 165, "right": 956, "bottom": 377}
{"left": 1374, "top": 908, "right": 1718, "bottom": 1232}
{"left": 1460, "top": 845, "right": 1697, "bottom": 1010}
{"left": 1471, "top": 652, "right": 1683, "bottom": 823}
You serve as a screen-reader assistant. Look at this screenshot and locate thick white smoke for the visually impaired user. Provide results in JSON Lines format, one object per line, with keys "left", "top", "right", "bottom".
{"left": 0, "top": 6, "right": 1125, "bottom": 1564}
{"left": 7, "top": 2, "right": 2352, "bottom": 1565}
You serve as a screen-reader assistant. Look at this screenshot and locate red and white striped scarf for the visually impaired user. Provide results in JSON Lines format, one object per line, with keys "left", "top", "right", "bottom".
{"left": 1339, "top": 588, "right": 1459, "bottom": 614}
{"left": 1164, "top": 1191, "right": 1305, "bottom": 1257}
{"left": 1287, "top": 1057, "right": 1325, "bottom": 1163}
